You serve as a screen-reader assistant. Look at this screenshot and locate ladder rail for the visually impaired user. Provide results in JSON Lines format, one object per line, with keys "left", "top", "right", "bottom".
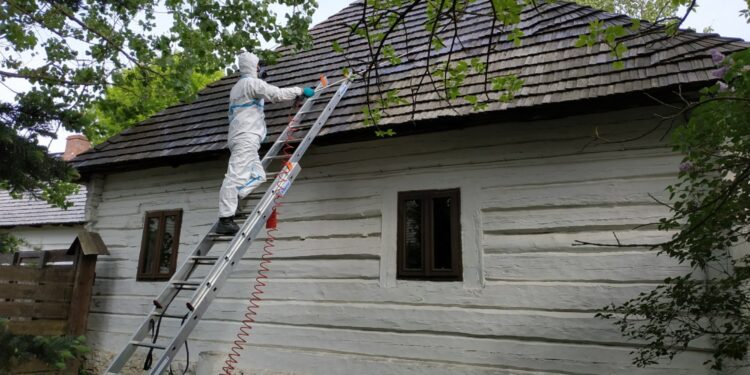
{"left": 104, "top": 77, "right": 350, "bottom": 375}
{"left": 184, "top": 80, "right": 351, "bottom": 314}
{"left": 103, "top": 164, "right": 297, "bottom": 374}
{"left": 103, "top": 234, "right": 219, "bottom": 372}
{"left": 147, "top": 164, "right": 302, "bottom": 374}
{"left": 147, "top": 84, "right": 325, "bottom": 311}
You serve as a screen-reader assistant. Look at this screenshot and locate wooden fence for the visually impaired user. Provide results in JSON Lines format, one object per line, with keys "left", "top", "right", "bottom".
{"left": 0, "top": 247, "right": 98, "bottom": 373}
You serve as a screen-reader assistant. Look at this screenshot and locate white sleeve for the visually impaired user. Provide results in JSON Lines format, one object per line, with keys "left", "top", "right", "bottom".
{"left": 246, "top": 79, "right": 302, "bottom": 102}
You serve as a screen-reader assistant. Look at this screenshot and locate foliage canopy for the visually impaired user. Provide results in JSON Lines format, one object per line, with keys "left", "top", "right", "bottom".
{"left": 595, "top": 46, "right": 750, "bottom": 370}
{"left": 85, "top": 64, "right": 223, "bottom": 145}
{"left": 1, "top": 0, "right": 316, "bottom": 206}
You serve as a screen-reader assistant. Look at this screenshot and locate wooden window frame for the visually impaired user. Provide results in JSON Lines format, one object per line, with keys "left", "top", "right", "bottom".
{"left": 137, "top": 209, "right": 183, "bottom": 281}
{"left": 397, "top": 189, "right": 462, "bottom": 281}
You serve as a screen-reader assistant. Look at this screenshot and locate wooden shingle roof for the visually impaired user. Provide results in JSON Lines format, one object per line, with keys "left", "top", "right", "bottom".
{"left": 72, "top": 0, "right": 748, "bottom": 171}
{"left": 0, "top": 188, "right": 86, "bottom": 228}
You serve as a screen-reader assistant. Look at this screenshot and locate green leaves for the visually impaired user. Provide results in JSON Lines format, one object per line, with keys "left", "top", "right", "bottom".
{"left": 349, "top": 1, "right": 750, "bottom": 370}
{"left": 382, "top": 44, "right": 401, "bottom": 65}
{"left": 507, "top": 28, "right": 524, "bottom": 47}
{"left": 41, "top": 181, "right": 79, "bottom": 210}
{"left": 331, "top": 40, "right": 344, "bottom": 53}
{"left": 597, "top": 47, "right": 750, "bottom": 370}
{"left": 491, "top": 74, "right": 523, "bottom": 102}
{"left": 575, "top": 0, "right": 678, "bottom": 22}
{"left": 85, "top": 60, "right": 223, "bottom": 145}
{"left": 0, "top": 234, "right": 26, "bottom": 254}
{"left": 433, "top": 60, "right": 470, "bottom": 100}
{"left": 2, "top": 0, "right": 315, "bottom": 206}
{"left": 362, "top": 89, "right": 407, "bottom": 128}
{"left": 464, "top": 94, "right": 488, "bottom": 110}
{"left": 375, "top": 128, "right": 397, "bottom": 137}
{"left": 575, "top": 20, "right": 629, "bottom": 68}
{"left": 575, "top": 20, "right": 604, "bottom": 47}
{"left": 362, "top": 105, "right": 382, "bottom": 128}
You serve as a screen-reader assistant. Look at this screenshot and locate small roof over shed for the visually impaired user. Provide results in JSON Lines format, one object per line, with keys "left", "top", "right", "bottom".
{"left": 67, "top": 230, "right": 109, "bottom": 256}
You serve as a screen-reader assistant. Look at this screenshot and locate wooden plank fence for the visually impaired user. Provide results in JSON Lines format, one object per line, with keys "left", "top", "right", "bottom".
{"left": 0, "top": 248, "right": 98, "bottom": 374}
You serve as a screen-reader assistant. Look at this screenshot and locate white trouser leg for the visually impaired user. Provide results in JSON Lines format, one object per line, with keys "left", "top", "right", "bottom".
{"left": 218, "top": 134, "right": 266, "bottom": 218}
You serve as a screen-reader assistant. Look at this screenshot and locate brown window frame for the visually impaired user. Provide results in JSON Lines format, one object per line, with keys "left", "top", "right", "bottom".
{"left": 397, "top": 189, "right": 462, "bottom": 281}
{"left": 137, "top": 209, "right": 183, "bottom": 281}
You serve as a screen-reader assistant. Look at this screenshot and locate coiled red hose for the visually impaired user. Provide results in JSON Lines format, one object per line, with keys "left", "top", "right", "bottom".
{"left": 220, "top": 101, "right": 302, "bottom": 375}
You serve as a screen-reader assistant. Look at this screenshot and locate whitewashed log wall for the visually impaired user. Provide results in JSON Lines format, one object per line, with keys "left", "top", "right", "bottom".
{"left": 85, "top": 107, "right": 712, "bottom": 374}
{"left": 0, "top": 226, "right": 82, "bottom": 251}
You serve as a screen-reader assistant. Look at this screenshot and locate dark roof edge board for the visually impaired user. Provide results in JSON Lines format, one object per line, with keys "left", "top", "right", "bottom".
{"left": 76, "top": 82, "right": 705, "bottom": 178}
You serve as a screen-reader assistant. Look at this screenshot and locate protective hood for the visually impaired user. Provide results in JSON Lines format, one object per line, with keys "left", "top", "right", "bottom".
{"left": 238, "top": 52, "right": 259, "bottom": 78}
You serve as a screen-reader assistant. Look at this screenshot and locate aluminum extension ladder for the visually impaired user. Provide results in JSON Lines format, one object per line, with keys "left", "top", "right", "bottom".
{"left": 104, "top": 75, "right": 352, "bottom": 374}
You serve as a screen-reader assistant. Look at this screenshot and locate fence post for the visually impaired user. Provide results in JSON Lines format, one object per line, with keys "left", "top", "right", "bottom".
{"left": 67, "top": 248, "right": 97, "bottom": 336}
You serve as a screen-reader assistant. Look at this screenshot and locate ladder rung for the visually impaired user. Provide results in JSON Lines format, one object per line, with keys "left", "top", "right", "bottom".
{"left": 262, "top": 169, "right": 293, "bottom": 180}
{"left": 172, "top": 280, "right": 200, "bottom": 285}
{"left": 245, "top": 191, "right": 265, "bottom": 198}
{"left": 190, "top": 255, "right": 219, "bottom": 263}
{"left": 265, "top": 155, "right": 290, "bottom": 160}
{"left": 152, "top": 312, "right": 188, "bottom": 320}
{"left": 207, "top": 234, "right": 235, "bottom": 241}
{"left": 130, "top": 341, "right": 166, "bottom": 350}
{"left": 171, "top": 281, "right": 201, "bottom": 290}
{"left": 290, "top": 123, "right": 313, "bottom": 130}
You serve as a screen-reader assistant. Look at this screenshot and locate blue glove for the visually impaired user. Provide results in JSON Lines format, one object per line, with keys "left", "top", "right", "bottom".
{"left": 302, "top": 87, "right": 315, "bottom": 98}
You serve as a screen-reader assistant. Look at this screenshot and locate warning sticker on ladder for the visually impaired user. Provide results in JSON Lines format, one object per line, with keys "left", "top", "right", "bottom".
{"left": 276, "top": 162, "right": 298, "bottom": 197}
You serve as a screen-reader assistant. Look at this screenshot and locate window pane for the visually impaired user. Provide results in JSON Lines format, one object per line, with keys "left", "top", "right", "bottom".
{"left": 433, "top": 197, "right": 452, "bottom": 270}
{"left": 404, "top": 199, "right": 422, "bottom": 270}
{"left": 142, "top": 217, "right": 160, "bottom": 274}
{"left": 159, "top": 215, "right": 177, "bottom": 273}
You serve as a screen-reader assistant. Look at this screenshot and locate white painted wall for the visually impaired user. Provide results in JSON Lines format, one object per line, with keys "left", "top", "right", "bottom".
{"left": 0, "top": 225, "right": 81, "bottom": 251}
{"left": 85, "top": 107, "right": 711, "bottom": 374}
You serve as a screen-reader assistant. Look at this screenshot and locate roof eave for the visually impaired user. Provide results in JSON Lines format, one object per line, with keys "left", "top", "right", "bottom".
{"left": 73, "top": 81, "right": 708, "bottom": 179}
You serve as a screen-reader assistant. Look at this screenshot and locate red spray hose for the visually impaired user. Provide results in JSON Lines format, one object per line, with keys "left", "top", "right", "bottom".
{"left": 219, "top": 100, "right": 303, "bottom": 375}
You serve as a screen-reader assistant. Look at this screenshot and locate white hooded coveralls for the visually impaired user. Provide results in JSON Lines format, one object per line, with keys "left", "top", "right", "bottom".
{"left": 219, "top": 52, "right": 302, "bottom": 218}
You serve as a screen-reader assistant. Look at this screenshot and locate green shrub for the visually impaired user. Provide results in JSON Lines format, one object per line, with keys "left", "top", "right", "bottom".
{"left": 0, "top": 319, "right": 89, "bottom": 372}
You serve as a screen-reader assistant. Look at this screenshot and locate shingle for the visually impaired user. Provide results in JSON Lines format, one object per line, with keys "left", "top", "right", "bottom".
{"left": 0, "top": 188, "right": 87, "bottom": 227}
{"left": 72, "top": 0, "right": 748, "bottom": 170}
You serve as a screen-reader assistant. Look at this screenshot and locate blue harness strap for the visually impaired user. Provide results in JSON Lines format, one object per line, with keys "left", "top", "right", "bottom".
{"left": 228, "top": 99, "right": 264, "bottom": 119}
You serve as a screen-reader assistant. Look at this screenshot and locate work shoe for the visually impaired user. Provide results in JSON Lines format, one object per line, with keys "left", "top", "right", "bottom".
{"left": 215, "top": 216, "right": 239, "bottom": 235}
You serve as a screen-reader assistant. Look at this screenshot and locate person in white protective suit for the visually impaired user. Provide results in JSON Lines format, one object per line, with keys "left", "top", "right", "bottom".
{"left": 216, "top": 52, "right": 315, "bottom": 235}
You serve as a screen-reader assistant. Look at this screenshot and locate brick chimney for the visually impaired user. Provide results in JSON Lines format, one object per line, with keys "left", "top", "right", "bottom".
{"left": 62, "top": 134, "right": 91, "bottom": 161}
